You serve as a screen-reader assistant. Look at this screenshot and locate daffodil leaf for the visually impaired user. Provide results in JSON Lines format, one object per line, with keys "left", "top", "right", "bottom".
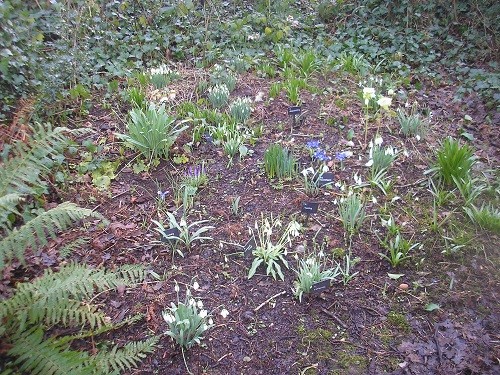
{"left": 424, "top": 303, "right": 440, "bottom": 312}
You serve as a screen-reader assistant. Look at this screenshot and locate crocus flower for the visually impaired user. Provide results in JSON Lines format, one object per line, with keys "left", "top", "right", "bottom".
{"left": 306, "top": 140, "right": 320, "bottom": 149}
{"left": 377, "top": 96, "right": 392, "bottom": 110}
{"left": 363, "top": 87, "right": 376, "bottom": 105}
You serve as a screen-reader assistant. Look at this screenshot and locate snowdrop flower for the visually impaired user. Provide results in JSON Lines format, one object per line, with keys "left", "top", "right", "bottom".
{"left": 345, "top": 140, "right": 355, "bottom": 147}
{"left": 180, "top": 217, "right": 187, "bottom": 227}
{"left": 208, "top": 318, "right": 213, "bottom": 325}
{"left": 365, "top": 159, "right": 374, "bottom": 167}
{"left": 221, "top": 309, "right": 229, "bottom": 318}
{"left": 289, "top": 220, "right": 301, "bottom": 237}
{"left": 374, "top": 136, "right": 383, "bottom": 146}
{"left": 372, "top": 196, "right": 378, "bottom": 204}
{"left": 362, "top": 87, "right": 376, "bottom": 105}
{"left": 333, "top": 198, "right": 338, "bottom": 205}
{"left": 416, "top": 135, "right": 421, "bottom": 141}
{"left": 174, "top": 282, "right": 180, "bottom": 293}
{"left": 403, "top": 149, "right": 409, "bottom": 157}
{"left": 385, "top": 146, "right": 396, "bottom": 156}
{"left": 162, "top": 312, "right": 175, "bottom": 324}
{"left": 193, "top": 281, "right": 200, "bottom": 290}
{"left": 353, "top": 173, "right": 363, "bottom": 186}
{"left": 301, "top": 167, "right": 315, "bottom": 177}
{"left": 197, "top": 300, "right": 203, "bottom": 309}
{"left": 388, "top": 89, "right": 395, "bottom": 96}
{"left": 199, "top": 309, "right": 208, "bottom": 318}
{"left": 318, "top": 250, "right": 324, "bottom": 258}
{"left": 322, "top": 164, "right": 330, "bottom": 173}
{"left": 255, "top": 91, "right": 264, "bottom": 102}
{"left": 343, "top": 150, "right": 353, "bottom": 158}
{"left": 189, "top": 298, "right": 195, "bottom": 306}
{"left": 381, "top": 216, "right": 392, "bottom": 228}
{"left": 377, "top": 96, "right": 392, "bottom": 110}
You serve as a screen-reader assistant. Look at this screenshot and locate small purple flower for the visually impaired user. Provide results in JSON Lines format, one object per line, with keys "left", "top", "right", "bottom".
{"left": 186, "top": 165, "right": 202, "bottom": 178}
{"left": 313, "top": 149, "right": 331, "bottom": 162}
{"left": 306, "top": 140, "right": 320, "bottom": 149}
{"left": 157, "top": 190, "right": 168, "bottom": 200}
{"left": 335, "top": 152, "right": 347, "bottom": 162}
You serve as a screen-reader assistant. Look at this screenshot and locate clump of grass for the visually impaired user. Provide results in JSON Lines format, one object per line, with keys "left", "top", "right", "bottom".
{"left": 432, "top": 137, "right": 476, "bottom": 187}
{"left": 464, "top": 203, "right": 500, "bottom": 233}
{"left": 208, "top": 84, "right": 230, "bottom": 109}
{"left": 263, "top": 144, "right": 297, "bottom": 180}
{"left": 338, "top": 193, "right": 366, "bottom": 237}
{"left": 397, "top": 105, "right": 428, "bottom": 138}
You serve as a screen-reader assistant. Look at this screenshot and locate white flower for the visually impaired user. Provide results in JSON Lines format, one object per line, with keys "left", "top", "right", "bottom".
{"left": 372, "top": 196, "right": 377, "bottom": 204}
{"left": 174, "top": 283, "right": 180, "bottom": 293}
{"left": 365, "top": 159, "right": 374, "bottom": 167}
{"left": 189, "top": 298, "right": 195, "bottom": 306}
{"left": 197, "top": 300, "right": 204, "bottom": 309}
{"left": 345, "top": 140, "right": 355, "bottom": 147}
{"left": 385, "top": 146, "right": 395, "bottom": 156}
{"left": 388, "top": 89, "right": 395, "bottom": 96}
{"left": 301, "top": 167, "right": 315, "bottom": 177}
{"left": 220, "top": 309, "right": 229, "bottom": 318}
{"left": 333, "top": 198, "right": 338, "bottom": 205}
{"left": 343, "top": 151, "right": 353, "bottom": 158}
{"left": 180, "top": 217, "right": 187, "bottom": 227}
{"left": 199, "top": 309, "right": 208, "bottom": 318}
{"left": 288, "top": 220, "right": 301, "bottom": 237}
{"left": 362, "top": 87, "right": 376, "bottom": 105}
{"left": 162, "top": 312, "right": 175, "bottom": 324}
{"left": 318, "top": 250, "right": 324, "bottom": 257}
{"left": 416, "top": 135, "right": 421, "bottom": 141}
{"left": 322, "top": 164, "right": 330, "bottom": 173}
{"left": 208, "top": 318, "right": 213, "bottom": 325}
{"left": 374, "top": 136, "right": 383, "bottom": 146}
{"left": 255, "top": 91, "right": 264, "bottom": 102}
{"left": 377, "top": 96, "right": 392, "bottom": 110}
{"left": 353, "top": 173, "right": 363, "bottom": 185}
{"left": 193, "top": 281, "right": 200, "bottom": 290}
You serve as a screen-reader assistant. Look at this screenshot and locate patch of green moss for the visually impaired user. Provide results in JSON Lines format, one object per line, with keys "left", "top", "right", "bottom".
{"left": 387, "top": 311, "right": 411, "bottom": 333}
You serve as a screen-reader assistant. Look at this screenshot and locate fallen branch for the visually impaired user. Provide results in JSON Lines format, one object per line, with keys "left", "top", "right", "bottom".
{"left": 254, "top": 290, "right": 287, "bottom": 312}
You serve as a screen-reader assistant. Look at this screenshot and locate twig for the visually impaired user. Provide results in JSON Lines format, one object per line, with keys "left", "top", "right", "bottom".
{"left": 321, "top": 308, "right": 348, "bottom": 329}
{"left": 253, "top": 290, "right": 286, "bottom": 312}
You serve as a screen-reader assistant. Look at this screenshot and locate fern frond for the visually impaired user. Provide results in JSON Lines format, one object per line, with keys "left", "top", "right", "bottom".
{"left": 0, "top": 263, "right": 145, "bottom": 331}
{"left": 8, "top": 327, "right": 95, "bottom": 375}
{"left": 91, "top": 336, "right": 160, "bottom": 374}
{"left": 0, "top": 123, "right": 70, "bottom": 196}
{"left": 0, "top": 193, "right": 22, "bottom": 231}
{"left": 0, "top": 202, "right": 101, "bottom": 270}
{"left": 58, "top": 237, "right": 88, "bottom": 258}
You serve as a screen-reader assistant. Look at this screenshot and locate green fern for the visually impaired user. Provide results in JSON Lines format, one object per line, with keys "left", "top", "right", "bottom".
{"left": 0, "top": 263, "right": 146, "bottom": 331}
{"left": 58, "top": 237, "right": 88, "bottom": 258}
{"left": 0, "top": 123, "right": 86, "bottom": 197}
{"left": 0, "top": 202, "right": 102, "bottom": 271}
{"left": 0, "top": 193, "right": 22, "bottom": 231}
{"left": 91, "top": 336, "right": 160, "bottom": 374}
{"left": 8, "top": 327, "right": 95, "bottom": 375}
{"left": 0, "top": 264, "right": 157, "bottom": 375}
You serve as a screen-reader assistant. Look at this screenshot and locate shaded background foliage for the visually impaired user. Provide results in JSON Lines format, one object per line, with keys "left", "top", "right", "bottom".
{"left": 0, "top": 0, "right": 498, "bottom": 118}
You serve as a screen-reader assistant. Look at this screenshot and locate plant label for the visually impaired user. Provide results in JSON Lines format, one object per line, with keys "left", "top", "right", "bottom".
{"left": 288, "top": 106, "right": 301, "bottom": 115}
{"left": 160, "top": 227, "right": 180, "bottom": 243}
{"left": 243, "top": 237, "right": 256, "bottom": 257}
{"left": 317, "top": 172, "right": 334, "bottom": 187}
{"left": 203, "top": 132, "right": 213, "bottom": 144}
{"left": 311, "top": 279, "right": 330, "bottom": 293}
{"left": 301, "top": 202, "right": 319, "bottom": 214}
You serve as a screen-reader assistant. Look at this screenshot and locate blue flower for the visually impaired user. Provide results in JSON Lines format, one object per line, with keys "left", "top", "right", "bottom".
{"left": 335, "top": 152, "right": 347, "bottom": 161}
{"left": 313, "top": 149, "right": 331, "bottom": 162}
{"left": 306, "top": 140, "right": 320, "bottom": 149}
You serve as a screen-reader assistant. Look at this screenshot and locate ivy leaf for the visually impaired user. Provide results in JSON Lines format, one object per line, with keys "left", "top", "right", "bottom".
{"left": 424, "top": 303, "right": 440, "bottom": 312}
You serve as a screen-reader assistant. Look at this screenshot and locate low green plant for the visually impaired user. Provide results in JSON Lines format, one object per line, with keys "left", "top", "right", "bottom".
{"left": 248, "top": 216, "right": 301, "bottom": 281}
{"left": 294, "top": 49, "right": 321, "bottom": 78}
{"left": 229, "top": 97, "right": 252, "bottom": 123}
{"left": 230, "top": 196, "right": 241, "bottom": 216}
{"left": 210, "top": 66, "right": 237, "bottom": 91}
{"left": 283, "top": 77, "right": 307, "bottom": 105}
{"left": 396, "top": 105, "right": 428, "bottom": 139}
{"left": 117, "top": 103, "right": 189, "bottom": 163}
{"left": 208, "top": 84, "right": 230, "bottom": 108}
{"left": 454, "top": 176, "right": 486, "bottom": 206}
{"left": 293, "top": 254, "right": 340, "bottom": 302}
{"left": 153, "top": 212, "right": 214, "bottom": 254}
{"left": 149, "top": 65, "right": 180, "bottom": 89}
{"left": 366, "top": 137, "right": 397, "bottom": 176}
{"left": 431, "top": 137, "right": 476, "bottom": 187}
{"left": 336, "top": 51, "right": 370, "bottom": 76}
{"left": 464, "top": 203, "right": 500, "bottom": 233}
{"left": 338, "top": 193, "right": 366, "bottom": 237}
{"left": 0, "top": 263, "right": 158, "bottom": 374}
{"left": 257, "top": 62, "right": 276, "bottom": 78}
{"left": 379, "top": 233, "right": 419, "bottom": 268}
{"left": 181, "top": 163, "right": 208, "bottom": 190}
{"left": 336, "top": 253, "right": 360, "bottom": 285}
{"left": 263, "top": 144, "right": 297, "bottom": 180}
{"left": 162, "top": 280, "right": 213, "bottom": 373}
{"left": 269, "top": 82, "right": 282, "bottom": 98}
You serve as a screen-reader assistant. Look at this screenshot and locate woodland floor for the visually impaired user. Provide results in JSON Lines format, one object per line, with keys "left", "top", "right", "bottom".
{"left": 5, "top": 66, "right": 499, "bottom": 375}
